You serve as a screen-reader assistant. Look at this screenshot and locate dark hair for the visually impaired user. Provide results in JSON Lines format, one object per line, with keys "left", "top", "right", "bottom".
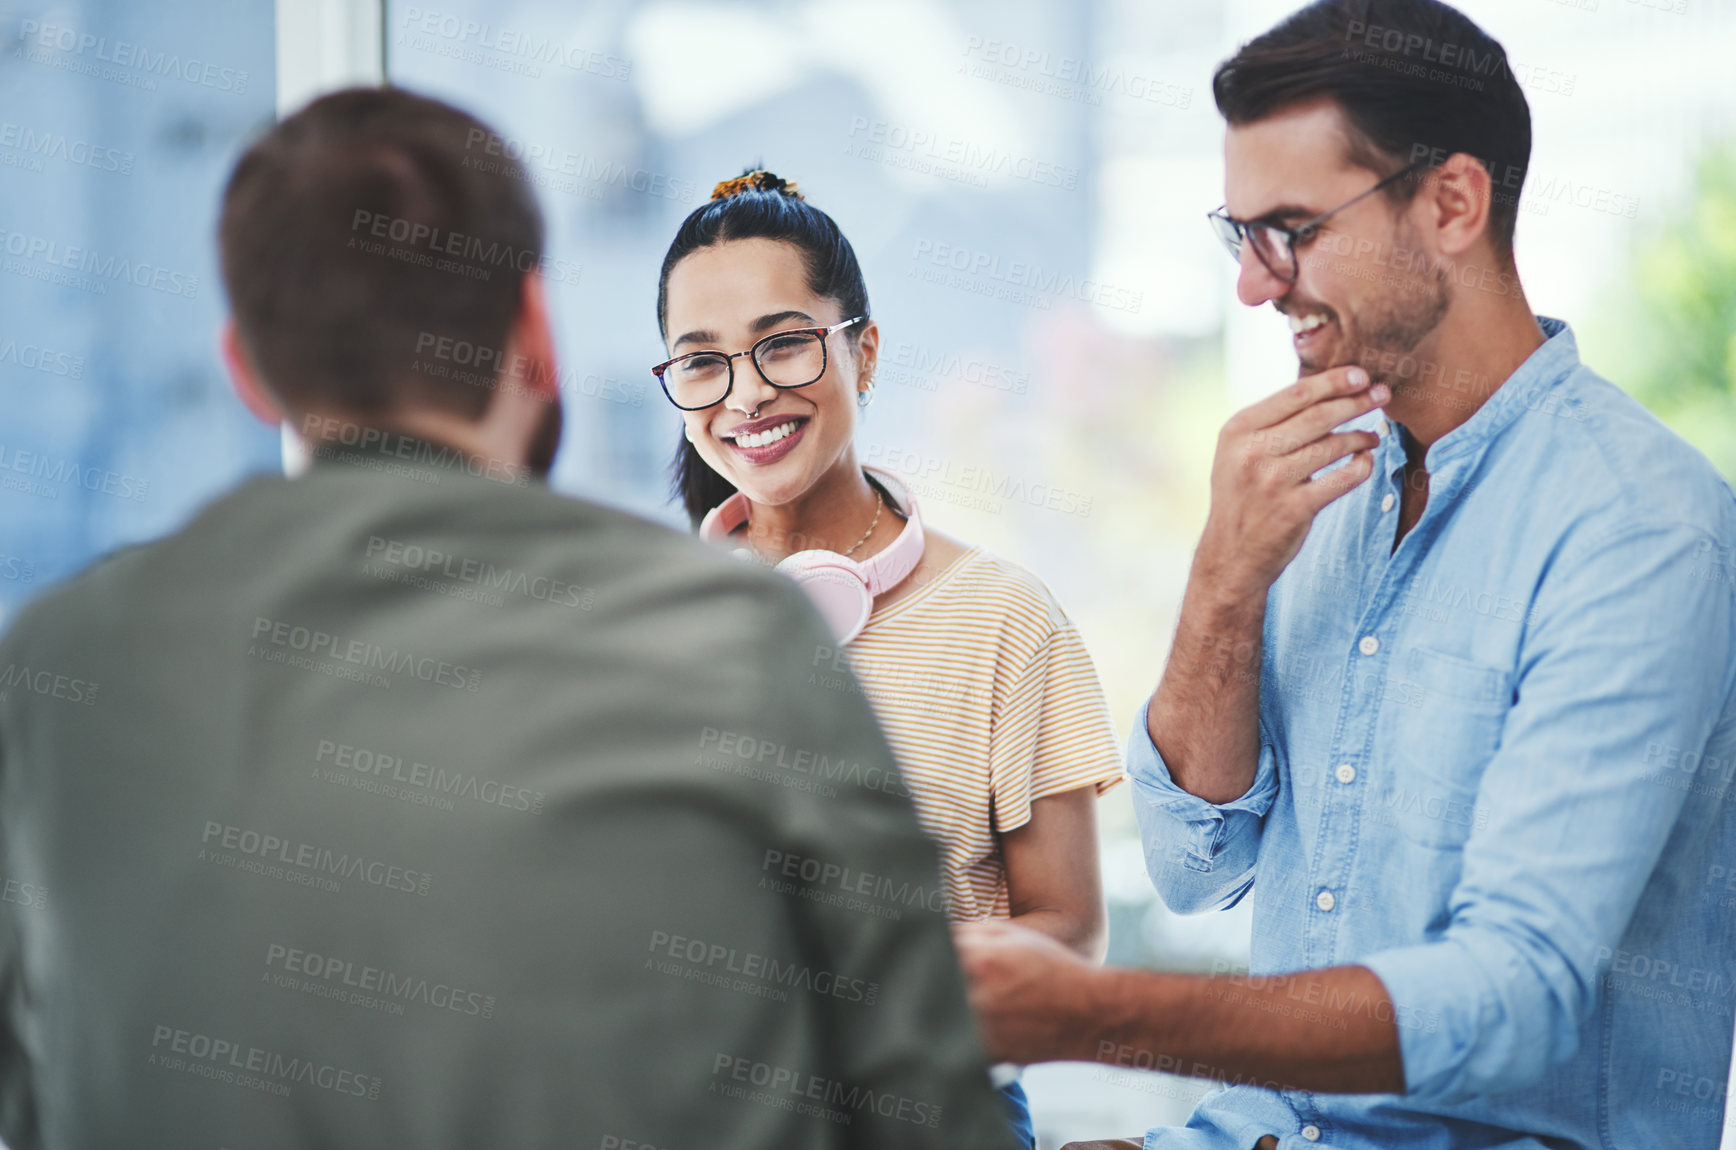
{"left": 656, "top": 170, "right": 870, "bottom": 528}
{"left": 1213, "top": 0, "right": 1530, "bottom": 257}
{"left": 219, "top": 87, "right": 544, "bottom": 421}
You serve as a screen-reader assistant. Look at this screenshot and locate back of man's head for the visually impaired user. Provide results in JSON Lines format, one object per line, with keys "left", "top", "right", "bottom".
{"left": 1214, "top": 0, "right": 1531, "bottom": 261}
{"left": 219, "top": 87, "right": 543, "bottom": 423}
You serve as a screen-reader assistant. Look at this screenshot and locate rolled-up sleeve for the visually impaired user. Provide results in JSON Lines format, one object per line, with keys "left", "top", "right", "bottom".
{"left": 1127, "top": 703, "right": 1280, "bottom": 913}
{"left": 1361, "top": 521, "right": 1736, "bottom": 1103}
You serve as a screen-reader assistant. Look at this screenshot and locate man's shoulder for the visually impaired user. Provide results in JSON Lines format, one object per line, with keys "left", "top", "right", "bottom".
{"left": 1525, "top": 364, "right": 1736, "bottom": 540}
{"left": 0, "top": 469, "right": 821, "bottom": 664}
{"left": 0, "top": 472, "right": 282, "bottom": 654}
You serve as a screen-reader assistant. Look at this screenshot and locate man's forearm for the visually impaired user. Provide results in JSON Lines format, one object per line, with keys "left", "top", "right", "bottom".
{"left": 1086, "top": 963, "right": 1405, "bottom": 1095}
{"left": 1147, "top": 556, "right": 1267, "bottom": 805}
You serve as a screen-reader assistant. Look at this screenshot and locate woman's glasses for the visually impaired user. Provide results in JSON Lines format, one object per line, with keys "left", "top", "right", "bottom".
{"left": 653, "top": 316, "right": 866, "bottom": 411}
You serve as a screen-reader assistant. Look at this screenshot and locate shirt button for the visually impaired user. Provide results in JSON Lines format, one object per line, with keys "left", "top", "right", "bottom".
{"left": 1335, "top": 763, "right": 1357, "bottom": 784}
{"left": 1358, "top": 636, "right": 1379, "bottom": 656}
{"left": 1381, "top": 493, "right": 1396, "bottom": 513}
{"left": 1315, "top": 890, "right": 1336, "bottom": 912}
{"left": 1302, "top": 1125, "right": 1322, "bottom": 1142}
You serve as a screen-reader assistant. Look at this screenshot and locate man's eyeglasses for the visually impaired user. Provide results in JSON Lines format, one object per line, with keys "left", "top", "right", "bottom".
{"left": 653, "top": 316, "right": 866, "bottom": 411}
{"left": 1207, "top": 159, "right": 1433, "bottom": 284}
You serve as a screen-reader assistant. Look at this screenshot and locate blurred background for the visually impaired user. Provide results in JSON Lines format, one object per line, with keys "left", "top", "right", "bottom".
{"left": 2, "top": 0, "right": 1734, "bottom": 1144}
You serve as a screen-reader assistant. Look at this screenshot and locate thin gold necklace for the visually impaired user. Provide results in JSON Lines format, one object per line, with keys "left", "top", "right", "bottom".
{"left": 840, "top": 489, "right": 884, "bottom": 557}
{"left": 746, "top": 487, "right": 883, "bottom": 564}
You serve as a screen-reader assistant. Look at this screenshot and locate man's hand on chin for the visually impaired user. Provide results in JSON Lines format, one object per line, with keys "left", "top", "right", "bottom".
{"left": 952, "top": 919, "right": 1105, "bottom": 1064}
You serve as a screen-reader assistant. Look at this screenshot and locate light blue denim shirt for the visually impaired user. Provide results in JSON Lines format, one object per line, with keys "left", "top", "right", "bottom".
{"left": 1131, "top": 319, "right": 1736, "bottom": 1149}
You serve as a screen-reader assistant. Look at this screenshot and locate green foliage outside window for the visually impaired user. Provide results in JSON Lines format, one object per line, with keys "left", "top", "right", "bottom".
{"left": 1596, "top": 145, "right": 1736, "bottom": 480}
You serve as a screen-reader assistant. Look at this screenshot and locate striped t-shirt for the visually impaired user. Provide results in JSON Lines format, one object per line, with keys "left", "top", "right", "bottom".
{"left": 841, "top": 546, "right": 1124, "bottom": 922}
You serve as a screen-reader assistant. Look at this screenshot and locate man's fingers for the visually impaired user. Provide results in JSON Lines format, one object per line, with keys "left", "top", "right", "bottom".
{"left": 1297, "top": 449, "right": 1377, "bottom": 512}
{"left": 952, "top": 919, "right": 1020, "bottom": 958}
{"left": 953, "top": 920, "right": 1027, "bottom": 985}
{"left": 1242, "top": 430, "right": 1377, "bottom": 487}
{"left": 953, "top": 919, "right": 1016, "bottom": 940}
{"left": 1231, "top": 364, "right": 1370, "bottom": 433}
{"left": 1258, "top": 387, "right": 1388, "bottom": 457}
{"left": 1282, "top": 430, "right": 1382, "bottom": 481}
{"left": 955, "top": 917, "right": 1061, "bottom": 950}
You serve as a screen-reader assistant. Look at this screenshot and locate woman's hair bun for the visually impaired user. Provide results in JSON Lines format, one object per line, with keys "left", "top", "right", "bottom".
{"left": 710, "top": 168, "right": 804, "bottom": 202}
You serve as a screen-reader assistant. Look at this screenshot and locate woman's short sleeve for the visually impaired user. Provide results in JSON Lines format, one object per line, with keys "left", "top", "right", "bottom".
{"left": 987, "top": 617, "right": 1125, "bottom": 834}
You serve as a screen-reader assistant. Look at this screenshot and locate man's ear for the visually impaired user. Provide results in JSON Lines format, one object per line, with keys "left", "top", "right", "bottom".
{"left": 504, "top": 271, "right": 559, "bottom": 400}
{"left": 1421, "top": 152, "right": 1495, "bottom": 259}
{"left": 220, "top": 320, "right": 284, "bottom": 426}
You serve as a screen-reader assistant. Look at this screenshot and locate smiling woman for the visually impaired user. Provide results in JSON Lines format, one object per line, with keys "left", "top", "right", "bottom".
{"left": 651, "top": 168, "right": 1128, "bottom": 1149}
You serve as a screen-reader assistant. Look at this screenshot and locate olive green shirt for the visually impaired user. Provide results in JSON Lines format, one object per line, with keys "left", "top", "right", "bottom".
{"left": 0, "top": 439, "right": 1016, "bottom": 1150}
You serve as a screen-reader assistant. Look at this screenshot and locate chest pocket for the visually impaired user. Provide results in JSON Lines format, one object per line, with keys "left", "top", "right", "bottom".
{"left": 1379, "top": 646, "right": 1511, "bottom": 850}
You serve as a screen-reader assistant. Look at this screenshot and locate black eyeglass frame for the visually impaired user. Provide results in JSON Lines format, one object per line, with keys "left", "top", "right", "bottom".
{"left": 651, "top": 316, "right": 867, "bottom": 411}
{"left": 1207, "top": 158, "right": 1435, "bottom": 283}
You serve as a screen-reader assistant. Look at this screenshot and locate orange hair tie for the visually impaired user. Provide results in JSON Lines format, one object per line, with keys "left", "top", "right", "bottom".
{"left": 710, "top": 169, "right": 804, "bottom": 201}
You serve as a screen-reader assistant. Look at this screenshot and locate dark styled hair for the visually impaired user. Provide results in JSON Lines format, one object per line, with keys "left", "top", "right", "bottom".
{"left": 219, "top": 86, "right": 544, "bottom": 421}
{"left": 656, "top": 170, "right": 870, "bottom": 528}
{"left": 1213, "top": 0, "right": 1530, "bottom": 258}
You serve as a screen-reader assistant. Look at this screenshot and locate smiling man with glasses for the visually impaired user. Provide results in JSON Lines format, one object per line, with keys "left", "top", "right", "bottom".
{"left": 955, "top": 2, "right": 1736, "bottom": 1148}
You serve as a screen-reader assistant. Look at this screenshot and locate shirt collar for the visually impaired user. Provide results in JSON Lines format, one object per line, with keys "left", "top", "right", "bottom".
{"left": 305, "top": 427, "right": 535, "bottom": 487}
{"left": 1384, "top": 316, "right": 1578, "bottom": 474}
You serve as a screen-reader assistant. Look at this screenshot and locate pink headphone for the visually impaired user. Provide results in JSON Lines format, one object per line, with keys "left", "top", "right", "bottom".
{"left": 700, "top": 466, "right": 925, "bottom": 645}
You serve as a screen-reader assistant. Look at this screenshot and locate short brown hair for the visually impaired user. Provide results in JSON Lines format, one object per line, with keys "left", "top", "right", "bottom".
{"left": 1214, "top": 0, "right": 1531, "bottom": 257}
{"left": 218, "top": 87, "right": 544, "bottom": 420}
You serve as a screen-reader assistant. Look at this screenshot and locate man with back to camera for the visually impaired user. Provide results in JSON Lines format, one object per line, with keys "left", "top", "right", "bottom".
{"left": 954, "top": 1, "right": 1736, "bottom": 1147}
{"left": 0, "top": 87, "right": 1018, "bottom": 1150}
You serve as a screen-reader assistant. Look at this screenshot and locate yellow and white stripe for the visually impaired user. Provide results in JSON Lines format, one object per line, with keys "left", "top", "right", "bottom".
{"left": 844, "top": 546, "right": 1124, "bottom": 922}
